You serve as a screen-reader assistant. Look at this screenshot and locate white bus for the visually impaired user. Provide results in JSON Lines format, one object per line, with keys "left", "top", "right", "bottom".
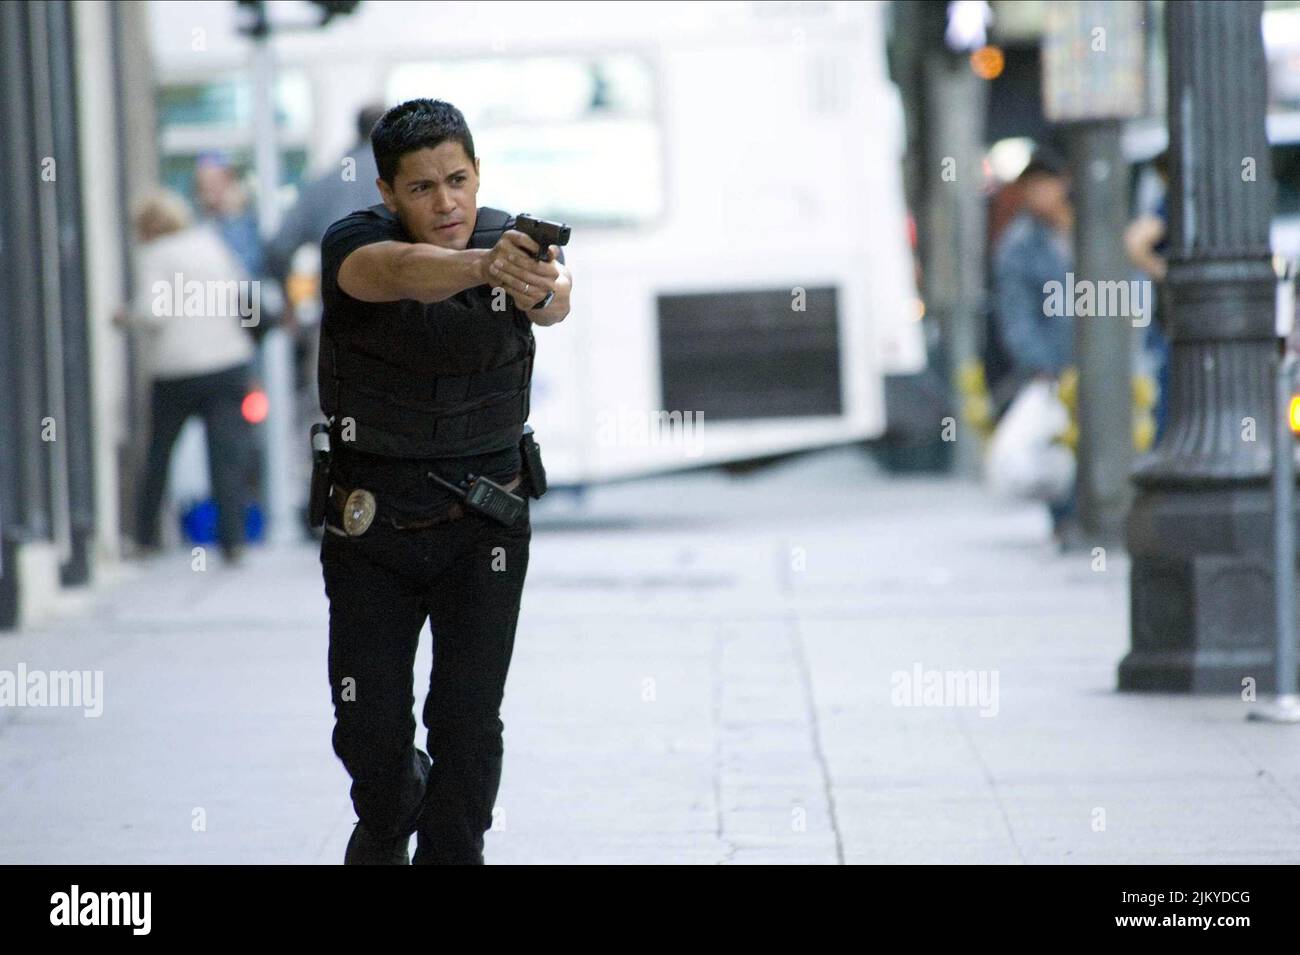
{"left": 148, "top": 0, "right": 924, "bottom": 489}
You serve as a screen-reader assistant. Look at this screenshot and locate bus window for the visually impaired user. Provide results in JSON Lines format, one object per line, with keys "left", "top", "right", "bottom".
{"left": 386, "top": 54, "right": 663, "bottom": 227}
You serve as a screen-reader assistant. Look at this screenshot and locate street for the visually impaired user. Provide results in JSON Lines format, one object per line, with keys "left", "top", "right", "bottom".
{"left": 2, "top": 447, "right": 1296, "bottom": 864}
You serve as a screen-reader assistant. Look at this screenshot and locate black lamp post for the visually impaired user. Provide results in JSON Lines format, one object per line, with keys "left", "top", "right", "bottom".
{"left": 1121, "top": 0, "right": 1282, "bottom": 691}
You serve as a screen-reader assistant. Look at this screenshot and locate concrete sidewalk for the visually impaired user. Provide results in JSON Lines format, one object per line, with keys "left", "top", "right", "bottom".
{"left": 2, "top": 446, "right": 1297, "bottom": 864}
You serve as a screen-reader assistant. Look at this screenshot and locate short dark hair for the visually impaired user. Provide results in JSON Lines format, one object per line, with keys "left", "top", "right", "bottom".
{"left": 370, "top": 98, "right": 476, "bottom": 185}
{"left": 1018, "top": 148, "right": 1068, "bottom": 182}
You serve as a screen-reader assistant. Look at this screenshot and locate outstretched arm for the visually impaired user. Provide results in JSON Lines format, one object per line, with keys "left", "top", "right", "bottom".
{"left": 337, "top": 239, "right": 490, "bottom": 304}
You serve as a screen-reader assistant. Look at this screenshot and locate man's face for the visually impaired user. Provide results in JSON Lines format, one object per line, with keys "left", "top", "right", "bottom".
{"left": 377, "top": 141, "right": 480, "bottom": 249}
{"left": 195, "top": 164, "right": 233, "bottom": 215}
{"left": 1023, "top": 173, "right": 1070, "bottom": 221}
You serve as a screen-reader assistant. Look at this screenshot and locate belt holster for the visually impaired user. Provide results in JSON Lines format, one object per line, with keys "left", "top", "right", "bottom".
{"left": 520, "top": 424, "right": 547, "bottom": 499}
{"left": 308, "top": 423, "right": 332, "bottom": 528}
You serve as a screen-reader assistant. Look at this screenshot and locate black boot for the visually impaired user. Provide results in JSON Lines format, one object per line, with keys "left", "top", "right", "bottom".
{"left": 344, "top": 821, "right": 411, "bottom": 865}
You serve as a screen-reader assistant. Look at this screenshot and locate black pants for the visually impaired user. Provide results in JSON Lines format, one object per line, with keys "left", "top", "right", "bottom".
{"left": 320, "top": 493, "right": 531, "bottom": 864}
{"left": 136, "top": 364, "right": 251, "bottom": 553}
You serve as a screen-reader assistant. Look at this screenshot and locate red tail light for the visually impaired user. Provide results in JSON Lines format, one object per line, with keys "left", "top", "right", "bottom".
{"left": 242, "top": 389, "right": 269, "bottom": 424}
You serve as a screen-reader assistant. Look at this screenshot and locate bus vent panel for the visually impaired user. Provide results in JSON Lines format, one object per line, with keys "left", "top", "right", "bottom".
{"left": 656, "top": 287, "right": 843, "bottom": 420}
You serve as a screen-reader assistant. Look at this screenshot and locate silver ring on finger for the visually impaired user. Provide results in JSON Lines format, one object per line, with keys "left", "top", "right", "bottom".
{"left": 523, "top": 282, "right": 530, "bottom": 294}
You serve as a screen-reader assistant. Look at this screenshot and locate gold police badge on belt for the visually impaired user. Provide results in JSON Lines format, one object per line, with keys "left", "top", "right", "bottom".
{"left": 342, "top": 489, "right": 377, "bottom": 536}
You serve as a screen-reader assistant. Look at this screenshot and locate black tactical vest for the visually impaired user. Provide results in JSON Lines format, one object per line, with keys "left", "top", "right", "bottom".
{"left": 319, "top": 205, "right": 534, "bottom": 459}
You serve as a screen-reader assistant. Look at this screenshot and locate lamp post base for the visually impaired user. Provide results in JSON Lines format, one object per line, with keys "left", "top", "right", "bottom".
{"left": 1123, "top": 482, "right": 1299, "bottom": 693}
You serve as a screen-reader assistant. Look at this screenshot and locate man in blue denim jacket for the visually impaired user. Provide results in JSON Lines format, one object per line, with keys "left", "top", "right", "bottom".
{"left": 993, "top": 154, "right": 1078, "bottom": 542}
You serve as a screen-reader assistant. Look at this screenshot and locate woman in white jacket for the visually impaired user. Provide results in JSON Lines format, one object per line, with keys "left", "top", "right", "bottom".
{"left": 119, "top": 190, "right": 256, "bottom": 564}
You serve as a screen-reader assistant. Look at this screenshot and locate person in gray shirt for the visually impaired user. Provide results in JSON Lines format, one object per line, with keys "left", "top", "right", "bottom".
{"left": 265, "top": 103, "right": 388, "bottom": 286}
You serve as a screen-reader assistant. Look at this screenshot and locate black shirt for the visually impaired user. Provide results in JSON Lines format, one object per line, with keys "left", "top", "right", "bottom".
{"left": 319, "top": 204, "right": 541, "bottom": 518}
{"left": 321, "top": 204, "right": 536, "bottom": 378}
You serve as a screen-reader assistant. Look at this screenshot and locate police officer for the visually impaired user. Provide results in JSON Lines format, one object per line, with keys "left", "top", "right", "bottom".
{"left": 317, "top": 98, "right": 572, "bottom": 864}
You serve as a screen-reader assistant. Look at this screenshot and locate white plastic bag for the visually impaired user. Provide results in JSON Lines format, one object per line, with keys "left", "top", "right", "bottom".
{"left": 984, "top": 378, "right": 1075, "bottom": 501}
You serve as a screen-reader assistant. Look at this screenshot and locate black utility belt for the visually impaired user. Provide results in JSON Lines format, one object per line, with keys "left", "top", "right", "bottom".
{"left": 326, "top": 471, "right": 526, "bottom": 536}
{"left": 308, "top": 423, "right": 548, "bottom": 532}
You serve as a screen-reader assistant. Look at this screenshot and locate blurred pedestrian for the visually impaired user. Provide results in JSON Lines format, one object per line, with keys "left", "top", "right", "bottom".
{"left": 194, "top": 151, "right": 265, "bottom": 279}
{"left": 992, "top": 151, "right": 1079, "bottom": 545}
{"left": 117, "top": 190, "right": 256, "bottom": 565}
{"left": 265, "top": 103, "right": 387, "bottom": 287}
{"left": 1124, "top": 150, "right": 1171, "bottom": 441}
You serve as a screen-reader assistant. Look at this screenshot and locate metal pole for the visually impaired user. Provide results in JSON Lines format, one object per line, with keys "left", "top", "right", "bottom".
{"left": 1273, "top": 348, "right": 1296, "bottom": 698}
{"left": 1251, "top": 265, "right": 1300, "bottom": 722}
{"left": 1121, "top": 0, "right": 1278, "bottom": 692}
{"left": 922, "top": 51, "right": 986, "bottom": 478}
{"left": 28, "top": 0, "right": 72, "bottom": 565}
{"left": 250, "top": 31, "right": 296, "bottom": 545}
{"left": 1068, "top": 120, "right": 1132, "bottom": 546}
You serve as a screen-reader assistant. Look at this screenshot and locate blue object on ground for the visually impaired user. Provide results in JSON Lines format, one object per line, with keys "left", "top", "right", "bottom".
{"left": 179, "top": 499, "right": 265, "bottom": 545}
